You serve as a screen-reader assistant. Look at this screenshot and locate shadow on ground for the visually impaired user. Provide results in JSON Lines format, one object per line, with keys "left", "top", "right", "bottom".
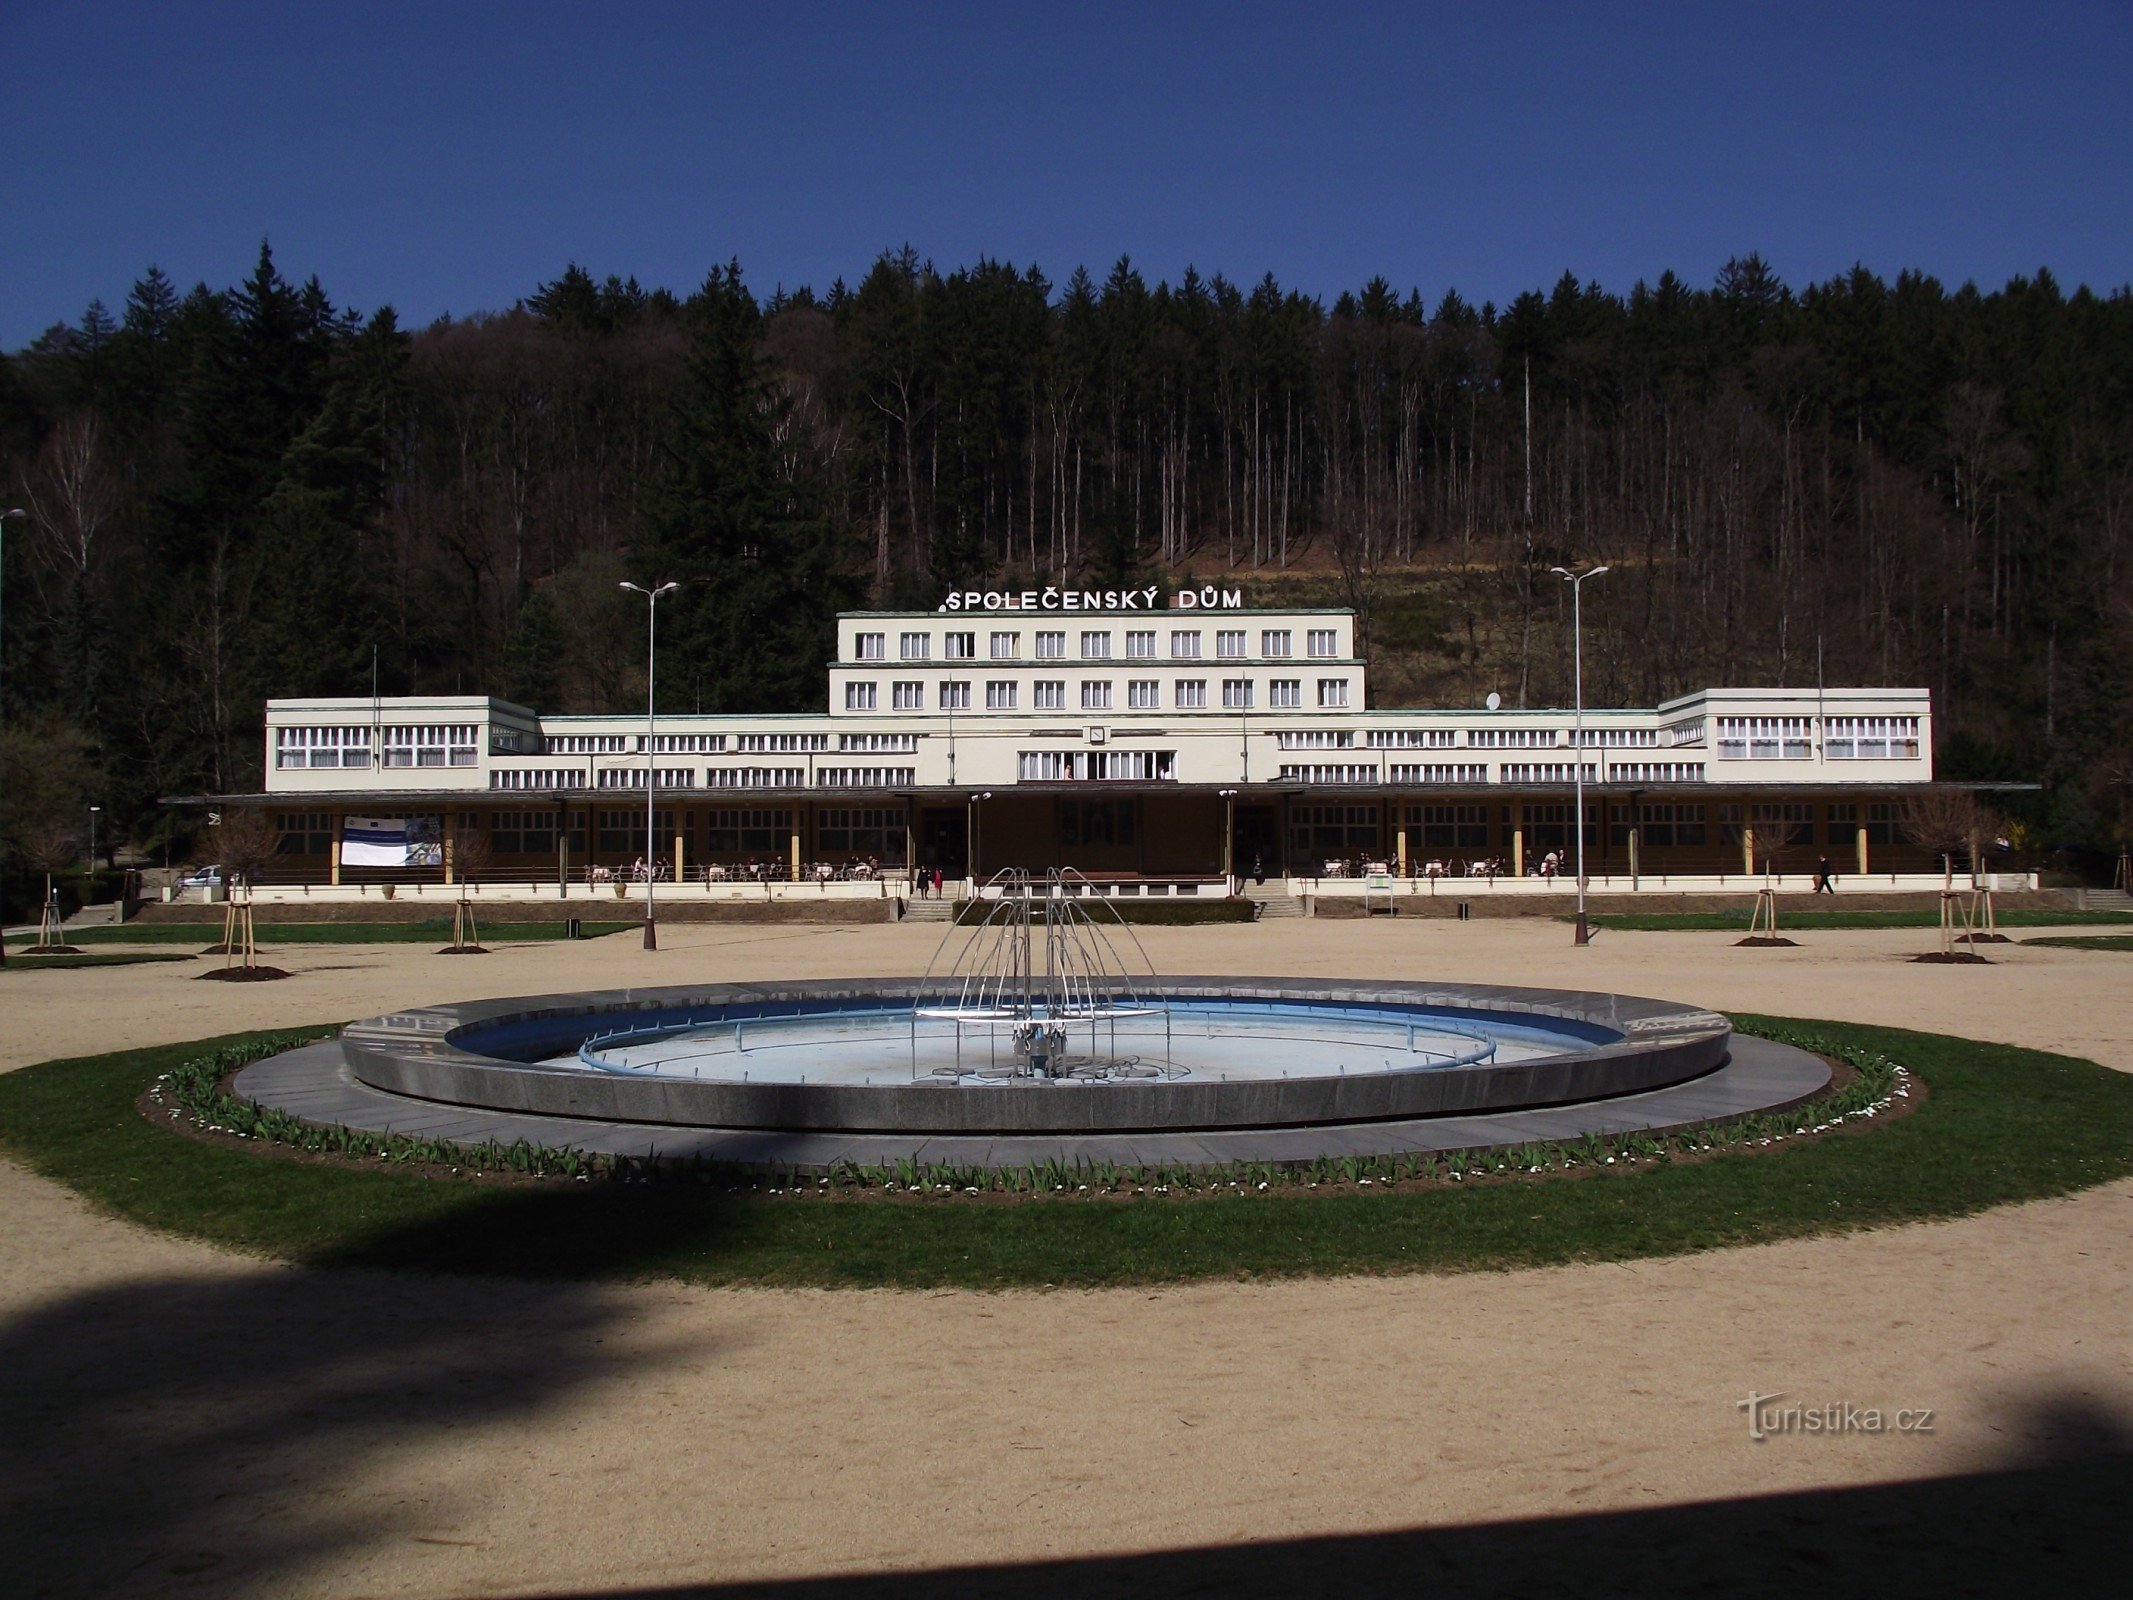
{"left": 0, "top": 1186, "right": 744, "bottom": 1596}
{"left": 542, "top": 1400, "right": 2132, "bottom": 1598}
{"left": 1, "top": 1170, "right": 2125, "bottom": 1598}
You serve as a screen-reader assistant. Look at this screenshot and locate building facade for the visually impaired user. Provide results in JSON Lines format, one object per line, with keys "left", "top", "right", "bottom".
{"left": 245, "top": 600, "right": 1938, "bottom": 885}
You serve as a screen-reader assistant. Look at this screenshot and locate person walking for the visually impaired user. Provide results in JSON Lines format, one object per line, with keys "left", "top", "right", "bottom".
{"left": 1816, "top": 854, "right": 1836, "bottom": 894}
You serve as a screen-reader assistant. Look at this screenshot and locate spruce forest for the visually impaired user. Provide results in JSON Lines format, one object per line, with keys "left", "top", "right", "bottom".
{"left": 4, "top": 243, "right": 2131, "bottom": 871}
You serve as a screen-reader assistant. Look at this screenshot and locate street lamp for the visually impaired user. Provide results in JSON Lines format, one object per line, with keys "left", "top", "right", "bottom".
{"left": 619, "top": 581, "right": 681, "bottom": 949}
{"left": 1218, "top": 789, "right": 1239, "bottom": 885}
{"left": 0, "top": 509, "right": 24, "bottom": 969}
{"left": 966, "top": 791, "right": 992, "bottom": 889}
{"left": 1550, "top": 564, "right": 1610, "bottom": 946}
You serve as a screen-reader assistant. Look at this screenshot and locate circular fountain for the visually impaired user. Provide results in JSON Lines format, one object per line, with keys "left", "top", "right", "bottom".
{"left": 234, "top": 872, "right": 1832, "bottom": 1167}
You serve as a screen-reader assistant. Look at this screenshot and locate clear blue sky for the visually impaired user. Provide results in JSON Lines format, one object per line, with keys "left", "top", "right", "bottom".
{"left": 3, "top": 1, "right": 2129, "bottom": 345}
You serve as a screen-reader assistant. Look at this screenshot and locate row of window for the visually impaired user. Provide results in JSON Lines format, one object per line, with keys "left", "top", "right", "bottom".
{"left": 846, "top": 678, "right": 1351, "bottom": 711}
{"left": 275, "top": 726, "right": 372, "bottom": 769}
{"left": 491, "top": 767, "right": 918, "bottom": 791}
{"left": 1016, "top": 750, "right": 1179, "bottom": 782}
{"left": 1713, "top": 716, "right": 1922, "bottom": 760}
{"left": 1281, "top": 801, "right": 1905, "bottom": 857}
{"left": 855, "top": 627, "right": 1343, "bottom": 662}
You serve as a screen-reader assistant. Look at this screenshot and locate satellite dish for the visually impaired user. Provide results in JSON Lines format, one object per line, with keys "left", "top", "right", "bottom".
{"left": 1485, "top": 692, "right": 1502, "bottom": 712}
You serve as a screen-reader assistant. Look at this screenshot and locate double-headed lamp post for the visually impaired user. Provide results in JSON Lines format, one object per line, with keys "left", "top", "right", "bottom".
{"left": 1550, "top": 564, "right": 1610, "bottom": 946}
{"left": 619, "top": 581, "right": 681, "bottom": 949}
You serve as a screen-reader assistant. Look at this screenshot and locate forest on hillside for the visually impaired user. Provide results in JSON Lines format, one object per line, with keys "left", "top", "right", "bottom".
{"left": 3, "top": 243, "right": 2131, "bottom": 872}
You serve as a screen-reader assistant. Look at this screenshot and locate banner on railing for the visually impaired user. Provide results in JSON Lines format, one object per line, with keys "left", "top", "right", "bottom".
{"left": 342, "top": 815, "right": 442, "bottom": 867}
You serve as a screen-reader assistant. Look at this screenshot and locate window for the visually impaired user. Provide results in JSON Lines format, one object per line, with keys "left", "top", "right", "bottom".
{"left": 1080, "top": 629, "right": 1112, "bottom": 659}
{"left": 735, "top": 733, "right": 828, "bottom": 752}
{"left": 816, "top": 806, "right": 907, "bottom": 864}
{"left": 944, "top": 631, "right": 975, "bottom": 660}
{"left": 1611, "top": 802, "right": 1707, "bottom": 847}
{"left": 1217, "top": 629, "right": 1246, "bottom": 659}
{"left": 1715, "top": 716, "right": 1813, "bottom": 760}
{"left": 1127, "top": 680, "right": 1159, "bottom": 709}
{"left": 1308, "top": 628, "right": 1339, "bottom": 658}
{"left": 1411, "top": 804, "right": 1490, "bottom": 849}
{"left": 546, "top": 733, "right": 626, "bottom": 755}
{"left": 1280, "top": 764, "right": 1379, "bottom": 784}
{"left": 381, "top": 724, "right": 479, "bottom": 768}
{"left": 816, "top": 766, "right": 916, "bottom": 788}
{"left": 702, "top": 766, "right": 804, "bottom": 788}
{"left": 1830, "top": 801, "right": 1898, "bottom": 846}
{"left": 1262, "top": 629, "right": 1293, "bottom": 658}
{"left": 1269, "top": 679, "right": 1302, "bottom": 709}
{"left": 1175, "top": 679, "right": 1207, "bottom": 709}
{"left": 1081, "top": 680, "right": 1112, "bottom": 710}
{"left": 989, "top": 631, "right": 1019, "bottom": 660}
{"left": 1824, "top": 716, "right": 1921, "bottom": 759}
{"left": 1290, "top": 803, "right": 1380, "bottom": 854}
{"left": 1317, "top": 679, "right": 1350, "bottom": 708}
{"left": 1500, "top": 762, "right": 1598, "bottom": 783}
{"left": 1034, "top": 680, "right": 1066, "bottom": 710}
{"left": 844, "top": 682, "right": 877, "bottom": 710}
{"left": 488, "top": 811, "right": 556, "bottom": 855}
{"left": 892, "top": 681, "right": 924, "bottom": 710}
{"left": 1059, "top": 797, "right": 1139, "bottom": 845}
{"left": 840, "top": 732, "right": 917, "bottom": 751}
{"left": 1751, "top": 801, "right": 1816, "bottom": 843}
{"left": 598, "top": 807, "right": 672, "bottom": 854}
{"left": 1520, "top": 803, "right": 1598, "bottom": 851}
{"left": 1035, "top": 630, "right": 1066, "bottom": 659}
{"left": 1607, "top": 761, "right": 1705, "bottom": 783}
{"left": 1368, "top": 729, "right": 1457, "bottom": 748}
{"left": 1277, "top": 730, "right": 1355, "bottom": 749}
{"left": 273, "top": 811, "right": 332, "bottom": 855}
{"left": 1867, "top": 802, "right": 1897, "bottom": 844}
{"left": 1389, "top": 763, "right": 1488, "bottom": 784}
{"left": 1222, "top": 679, "right": 1254, "bottom": 709}
{"left": 595, "top": 767, "right": 693, "bottom": 789}
{"left": 1126, "top": 629, "right": 1156, "bottom": 659}
{"left": 489, "top": 768, "right": 587, "bottom": 790}
{"left": 940, "top": 680, "right": 971, "bottom": 710}
{"left": 899, "top": 631, "right": 931, "bottom": 660}
{"left": 653, "top": 733, "right": 726, "bottom": 752}
{"left": 1468, "top": 727, "right": 1556, "bottom": 748}
{"left": 985, "top": 680, "right": 1018, "bottom": 710}
{"left": 1170, "top": 630, "right": 1201, "bottom": 659}
{"left": 1573, "top": 727, "right": 1659, "bottom": 747}
{"left": 1017, "top": 750, "right": 1177, "bottom": 782}
{"left": 275, "top": 725, "right": 372, "bottom": 769}
{"left": 854, "top": 632, "right": 885, "bottom": 661}
{"left": 1664, "top": 718, "right": 1707, "bottom": 748}
{"left": 701, "top": 807, "right": 790, "bottom": 855}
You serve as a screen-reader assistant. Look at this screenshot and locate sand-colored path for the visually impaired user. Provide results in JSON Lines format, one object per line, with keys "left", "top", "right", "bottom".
{"left": 2, "top": 920, "right": 2129, "bottom": 1596}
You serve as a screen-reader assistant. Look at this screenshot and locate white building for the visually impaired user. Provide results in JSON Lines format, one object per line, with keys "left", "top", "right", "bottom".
{"left": 245, "top": 597, "right": 1938, "bottom": 886}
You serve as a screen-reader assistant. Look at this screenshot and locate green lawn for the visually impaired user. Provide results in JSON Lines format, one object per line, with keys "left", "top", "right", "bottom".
{"left": 1, "top": 951, "right": 198, "bottom": 970}
{"left": 4, "top": 920, "right": 635, "bottom": 948}
{"left": 1586, "top": 907, "right": 2133, "bottom": 932}
{"left": 1, "top": 1015, "right": 2129, "bottom": 1289}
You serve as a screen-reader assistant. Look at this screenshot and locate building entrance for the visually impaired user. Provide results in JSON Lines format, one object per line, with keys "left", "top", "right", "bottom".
{"left": 918, "top": 807, "right": 968, "bottom": 881}
{"left": 1235, "top": 804, "right": 1282, "bottom": 881}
